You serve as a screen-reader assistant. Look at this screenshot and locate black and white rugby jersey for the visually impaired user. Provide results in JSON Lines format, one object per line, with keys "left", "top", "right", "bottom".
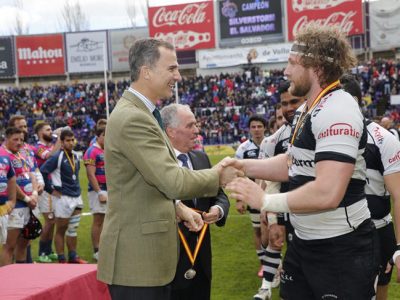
{"left": 288, "top": 89, "right": 370, "bottom": 240}
{"left": 235, "top": 139, "right": 260, "bottom": 160}
{"left": 259, "top": 123, "right": 291, "bottom": 193}
{"left": 365, "top": 120, "right": 400, "bottom": 229}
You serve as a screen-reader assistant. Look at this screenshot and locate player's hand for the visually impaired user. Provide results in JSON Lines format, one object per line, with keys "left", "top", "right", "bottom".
{"left": 227, "top": 177, "right": 264, "bottom": 210}
{"left": 235, "top": 200, "right": 247, "bottom": 214}
{"left": 268, "top": 224, "right": 285, "bottom": 250}
{"left": 98, "top": 191, "right": 108, "bottom": 203}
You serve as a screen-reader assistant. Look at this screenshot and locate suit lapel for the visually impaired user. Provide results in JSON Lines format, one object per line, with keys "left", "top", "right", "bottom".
{"left": 122, "top": 90, "right": 178, "bottom": 162}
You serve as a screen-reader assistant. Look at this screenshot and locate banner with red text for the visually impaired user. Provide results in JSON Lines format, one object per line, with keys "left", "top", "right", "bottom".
{"left": 286, "top": 0, "right": 364, "bottom": 41}
{"left": 148, "top": 1, "right": 215, "bottom": 51}
{"left": 16, "top": 34, "right": 65, "bottom": 77}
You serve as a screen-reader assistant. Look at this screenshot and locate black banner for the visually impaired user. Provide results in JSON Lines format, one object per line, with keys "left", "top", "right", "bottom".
{"left": 218, "top": 0, "right": 283, "bottom": 47}
{"left": 0, "top": 37, "right": 15, "bottom": 77}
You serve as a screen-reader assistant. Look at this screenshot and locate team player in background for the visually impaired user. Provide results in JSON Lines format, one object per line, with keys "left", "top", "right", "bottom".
{"left": 33, "top": 122, "right": 62, "bottom": 262}
{"left": 83, "top": 125, "right": 107, "bottom": 262}
{"left": 1, "top": 127, "right": 38, "bottom": 265}
{"left": 8, "top": 115, "right": 44, "bottom": 263}
{"left": 235, "top": 115, "right": 267, "bottom": 278}
{"left": 226, "top": 25, "right": 379, "bottom": 299}
{"left": 254, "top": 82, "right": 305, "bottom": 300}
{"left": 0, "top": 145, "right": 16, "bottom": 266}
{"left": 40, "top": 129, "right": 87, "bottom": 264}
{"left": 340, "top": 74, "right": 400, "bottom": 300}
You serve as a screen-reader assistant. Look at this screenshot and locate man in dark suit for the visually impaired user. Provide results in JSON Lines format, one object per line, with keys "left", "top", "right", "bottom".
{"left": 161, "top": 103, "right": 230, "bottom": 300}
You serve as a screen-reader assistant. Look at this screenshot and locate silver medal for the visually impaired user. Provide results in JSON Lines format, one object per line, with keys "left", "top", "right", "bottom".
{"left": 72, "top": 174, "right": 76, "bottom": 180}
{"left": 184, "top": 268, "right": 196, "bottom": 280}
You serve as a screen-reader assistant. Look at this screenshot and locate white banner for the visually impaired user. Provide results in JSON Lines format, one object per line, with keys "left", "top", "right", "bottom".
{"left": 198, "top": 43, "right": 291, "bottom": 68}
{"left": 109, "top": 27, "right": 148, "bottom": 72}
{"left": 370, "top": 0, "right": 400, "bottom": 50}
{"left": 66, "top": 31, "right": 108, "bottom": 73}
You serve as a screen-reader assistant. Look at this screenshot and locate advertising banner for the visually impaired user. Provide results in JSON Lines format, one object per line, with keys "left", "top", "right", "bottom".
{"left": 198, "top": 43, "right": 291, "bottom": 68}
{"left": 218, "top": 0, "right": 283, "bottom": 47}
{"left": 109, "top": 27, "right": 148, "bottom": 72}
{"left": 0, "top": 37, "right": 15, "bottom": 77}
{"left": 286, "top": 0, "right": 364, "bottom": 41}
{"left": 66, "top": 31, "right": 107, "bottom": 73}
{"left": 370, "top": 0, "right": 400, "bottom": 50}
{"left": 16, "top": 34, "right": 65, "bottom": 77}
{"left": 148, "top": 1, "right": 215, "bottom": 51}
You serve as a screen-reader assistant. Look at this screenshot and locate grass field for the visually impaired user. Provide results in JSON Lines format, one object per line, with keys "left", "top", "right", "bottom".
{"left": 3, "top": 146, "right": 400, "bottom": 299}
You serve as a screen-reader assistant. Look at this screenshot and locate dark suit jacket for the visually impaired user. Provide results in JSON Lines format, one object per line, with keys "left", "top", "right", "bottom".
{"left": 172, "top": 150, "right": 230, "bottom": 290}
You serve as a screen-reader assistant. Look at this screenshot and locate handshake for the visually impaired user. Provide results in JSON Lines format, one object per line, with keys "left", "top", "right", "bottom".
{"left": 213, "top": 157, "right": 246, "bottom": 187}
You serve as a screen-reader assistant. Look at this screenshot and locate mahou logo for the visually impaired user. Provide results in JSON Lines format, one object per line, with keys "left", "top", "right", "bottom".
{"left": 18, "top": 47, "right": 62, "bottom": 61}
{"left": 293, "top": 11, "right": 356, "bottom": 36}
{"left": 152, "top": 3, "right": 208, "bottom": 28}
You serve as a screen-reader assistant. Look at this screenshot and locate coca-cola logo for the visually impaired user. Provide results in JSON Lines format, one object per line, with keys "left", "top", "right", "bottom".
{"left": 152, "top": 3, "right": 208, "bottom": 28}
{"left": 292, "top": 11, "right": 356, "bottom": 36}
{"left": 292, "top": 0, "right": 353, "bottom": 12}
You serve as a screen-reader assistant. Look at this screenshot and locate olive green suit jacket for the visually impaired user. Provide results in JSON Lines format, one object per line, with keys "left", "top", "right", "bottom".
{"left": 97, "top": 91, "right": 219, "bottom": 287}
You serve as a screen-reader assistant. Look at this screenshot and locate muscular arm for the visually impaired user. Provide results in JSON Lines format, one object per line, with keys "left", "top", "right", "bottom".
{"left": 287, "top": 160, "right": 354, "bottom": 213}
{"left": 242, "top": 153, "right": 289, "bottom": 182}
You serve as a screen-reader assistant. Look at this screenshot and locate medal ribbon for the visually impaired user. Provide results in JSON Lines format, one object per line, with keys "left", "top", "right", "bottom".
{"left": 290, "top": 80, "right": 340, "bottom": 144}
{"left": 64, "top": 150, "right": 76, "bottom": 174}
{"left": 178, "top": 208, "right": 208, "bottom": 266}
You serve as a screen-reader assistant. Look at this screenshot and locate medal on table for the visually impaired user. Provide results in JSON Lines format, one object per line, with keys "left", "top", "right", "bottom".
{"left": 178, "top": 211, "right": 208, "bottom": 280}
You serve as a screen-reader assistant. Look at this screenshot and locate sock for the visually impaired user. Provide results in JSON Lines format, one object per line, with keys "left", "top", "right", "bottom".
{"left": 46, "top": 239, "right": 53, "bottom": 254}
{"left": 68, "top": 250, "right": 77, "bottom": 261}
{"left": 26, "top": 245, "right": 32, "bottom": 263}
{"left": 58, "top": 254, "right": 66, "bottom": 261}
{"left": 263, "top": 246, "right": 281, "bottom": 283}
{"left": 256, "top": 249, "right": 264, "bottom": 265}
{"left": 39, "top": 240, "right": 47, "bottom": 256}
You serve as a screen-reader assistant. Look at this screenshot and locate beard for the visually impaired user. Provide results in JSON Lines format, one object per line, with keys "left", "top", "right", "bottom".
{"left": 283, "top": 112, "right": 294, "bottom": 124}
{"left": 289, "top": 75, "right": 311, "bottom": 98}
{"left": 42, "top": 134, "right": 53, "bottom": 143}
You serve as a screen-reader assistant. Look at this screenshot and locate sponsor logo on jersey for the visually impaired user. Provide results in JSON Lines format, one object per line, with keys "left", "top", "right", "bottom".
{"left": 317, "top": 123, "right": 360, "bottom": 139}
{"left": 389, "top": 151, "right": 400, "bottom": 164}
{"left": 373, "top": 126, "right": 384, "bottom": 145}
{"left": 292, "top": 157, "right": 315, "bottom": 167}
{"left": 244, "top": 149, "right": 258, "bottom": 158}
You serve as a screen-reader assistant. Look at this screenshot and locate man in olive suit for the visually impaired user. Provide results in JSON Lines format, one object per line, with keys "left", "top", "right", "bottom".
{"left": 97, "top": 38, "right": 239, "bottom": 300}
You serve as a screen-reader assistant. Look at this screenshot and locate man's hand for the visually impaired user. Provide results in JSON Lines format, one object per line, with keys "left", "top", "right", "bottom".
{"left": 176, "top": 202, "right": 204, "bottom": 232}
{"left": 385, "top": 252, "right": 400, "bottom": 282}
{"left": 202, "top": 206, "right": 220, "bottom": 224}
{"left": 226, "top": 177, "right": 264, "bottom": 210}
{"left": 268, "top": 224, "right": 285, "bottom": 249}
{"left": 98, "top": 191, "right": 108, "bottom": 203}
{"left": 235, "top": 200, "right": 247, "bottom": 214}
{"left": 37, "top": 184, "right": 44, "bottom": 195}
{"left": 219, "top": 157, "right": 246, "bottom": 174}
{"left": 26, "top": 197, "right": 37, "bottom": 209}
{"left": 52, "top": 190, "right": 62, "bottom": 198}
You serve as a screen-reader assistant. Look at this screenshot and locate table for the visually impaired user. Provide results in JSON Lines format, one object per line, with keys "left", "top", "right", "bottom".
{"left": 0, "top": 264, "right": 110, "bottom": 300}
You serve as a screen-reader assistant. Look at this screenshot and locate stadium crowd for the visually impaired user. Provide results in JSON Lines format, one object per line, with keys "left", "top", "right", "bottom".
{"left": 1, "top": 58, "right": 399, "bottom": 150}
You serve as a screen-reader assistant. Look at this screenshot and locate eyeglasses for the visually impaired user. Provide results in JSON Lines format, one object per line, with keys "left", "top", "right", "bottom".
{"left": 281, "top": 99, "right": 300, "bottom": 107}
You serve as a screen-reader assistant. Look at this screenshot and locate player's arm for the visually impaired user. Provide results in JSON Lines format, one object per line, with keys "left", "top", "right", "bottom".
{"left": 384, "top": 172, "right": 400, "bottom": 281}
{"left": 39, "top": 153, "right": 59, "bottom": 195}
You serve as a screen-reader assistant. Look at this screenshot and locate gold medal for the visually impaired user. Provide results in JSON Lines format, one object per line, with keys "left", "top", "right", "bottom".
{"left": 178, "top": 209, "right": 208, "bottom": 280}
{"left": 48, "top": 212, "right": 54, "bottom": 220}
{"left": 184, "top": 268, "right": 196, "bottom": 280}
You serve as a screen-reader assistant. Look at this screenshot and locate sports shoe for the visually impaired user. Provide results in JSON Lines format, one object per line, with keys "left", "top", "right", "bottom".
{"left": 58, "top": 259, "right": 67, "bottom": 264}
{"left": 36, "top": 254, "right": 52, "bottom": 263}
{"left": 93, "top": 252, "right": 99, "bottom": 261}
{"left": 257, "top": 265, "right": 263, "bottom": 278}
{"left": 68, "top": 256, "right": 88, "bottom": 264}
{"left": 48, "top": 253, "right": 58, "bottom": 262}
{"left": 253, "top": 287, "right": 272, "bottom": 300}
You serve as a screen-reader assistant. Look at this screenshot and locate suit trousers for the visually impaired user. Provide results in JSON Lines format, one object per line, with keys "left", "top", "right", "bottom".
{"left": 108, "top": 284, "right": 171, "bottom": 300}
{"left": 171, "top": 266, "right": 210, "bottom": 300}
